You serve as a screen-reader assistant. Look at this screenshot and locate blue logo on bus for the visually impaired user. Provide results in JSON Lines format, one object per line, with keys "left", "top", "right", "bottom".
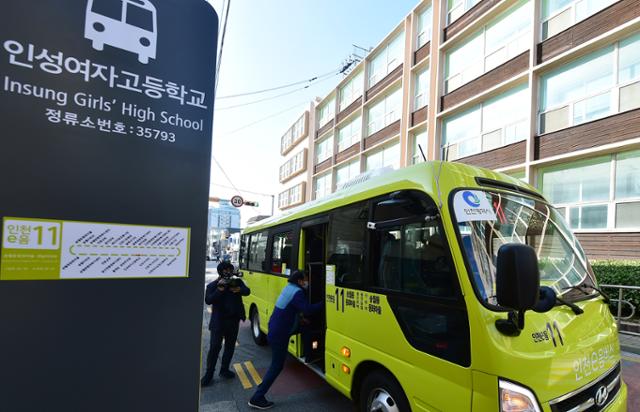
{"left": 462, "top": 191, "right": 481, "bottom": 207}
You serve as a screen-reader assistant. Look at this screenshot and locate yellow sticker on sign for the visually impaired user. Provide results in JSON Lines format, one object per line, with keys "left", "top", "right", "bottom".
{"left": 1, "top": 217, "right": 190, "bottom": 280}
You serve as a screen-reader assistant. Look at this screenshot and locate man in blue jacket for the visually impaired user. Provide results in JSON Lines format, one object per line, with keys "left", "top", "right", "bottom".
{"left": 248, "top": 270, "right": 322, "bottom": 409}
{"left": 201, "top": 261, "right": 250, "bottom": 386}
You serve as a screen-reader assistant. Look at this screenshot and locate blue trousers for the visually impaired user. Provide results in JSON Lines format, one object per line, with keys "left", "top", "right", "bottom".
{"left": 252, "top": 339, "right": 289, "bottom": 400}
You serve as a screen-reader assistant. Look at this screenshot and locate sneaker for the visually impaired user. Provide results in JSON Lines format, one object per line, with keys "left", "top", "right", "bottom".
{"left": 200, "top": 375, "right": 213, "bottom": 387}
{"left": 248, "top": 397, "right": 274, "bottom": 410}
{"left": 219, "top": 369, "right": 235, "bottom": 379}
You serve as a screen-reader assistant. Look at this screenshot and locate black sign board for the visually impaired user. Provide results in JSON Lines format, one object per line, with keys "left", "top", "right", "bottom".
{"left": 0, "top": 0, "right": 217, "bottom": 410}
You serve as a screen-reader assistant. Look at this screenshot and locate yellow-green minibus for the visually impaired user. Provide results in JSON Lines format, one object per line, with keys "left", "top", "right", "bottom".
{"left": 238, "top": 161, "right": 626, "bottom": 412}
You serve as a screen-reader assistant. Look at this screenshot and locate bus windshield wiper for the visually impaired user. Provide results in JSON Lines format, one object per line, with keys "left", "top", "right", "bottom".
{"left": 563, "top": 284, "right": 610, "bottom": 304}
{"left": 555, "top": 295, "right": 584, "bottom": 315}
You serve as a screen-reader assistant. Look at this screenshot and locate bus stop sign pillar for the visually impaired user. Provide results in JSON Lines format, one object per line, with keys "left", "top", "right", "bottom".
{"left": 0, "top": 1, "right": 217, "bottom": 411}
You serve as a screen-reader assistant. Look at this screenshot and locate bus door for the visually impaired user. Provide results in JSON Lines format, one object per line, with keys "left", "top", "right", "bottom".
{"left": 302, "top": 219, "right": 328, "bottom": 371}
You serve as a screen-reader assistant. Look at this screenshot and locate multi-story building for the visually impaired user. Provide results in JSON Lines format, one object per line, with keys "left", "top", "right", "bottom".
{"left": 207, "top": 200, "right": 241, "bottom": 260}
{"left": 284, "top": 0, "right": 638, "bottom": 260}
{"left": 277, "top": 104, "right": 313, "bottom": 210}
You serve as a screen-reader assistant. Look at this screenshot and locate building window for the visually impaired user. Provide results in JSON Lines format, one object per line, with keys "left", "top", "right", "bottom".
{"left": 318, "top": 97, "right": 336, "bottom": 128}
{"left": 367, "top": 88, "right": 402, "bottom": 136}
{"left": 542, "top": 0, "right": 617, "bottom": 40}
{"left": 337, "top": 116, "right": 362, "bottom": 152}
{"left": 411, "top": 129, "right": 428, "bottom": 165}
{"left": 339, "top": 71, "right": 363, "bottom": 111}
{"left": 414, "top": 66, "right": 430, "bottom": 110}
{"left": 447, "top": 0, "right": 482, "bottom": 24}
{"left": 280, "top": 112, "right": 307, "bottom": 155}
{"left": 442, "top": 84, "right": 529, "bottom": 160}
{"left": 336, "top": 160, "right": 361, "bottom": 189}
{"left": 366, "top": 142, "right": 400, "bottom": 171}
{"left": 279, "top": 149, "right": 307, "bottom": 183}
{"left": 369, "top": 31, "right": 404, "bottom": 88}
{"left": 539, "top": 33, "right": 640, "bottom": 134}
{"left": 416, "top": 5, "right": 433, "bottom": 49}
{"left": 540, "top": 150, "right": 640, "bottom": 230}
{"left": 315, "top": 134, "right": 333, "bottom": 164}
{"left": 278, "top": 182, "right": 306, "bottom": 210}
{"left": 445, "top": 0, "right": 532, "bottom": 92}
{"left": 314, "top": 172, "right": 332, "bottom": 200}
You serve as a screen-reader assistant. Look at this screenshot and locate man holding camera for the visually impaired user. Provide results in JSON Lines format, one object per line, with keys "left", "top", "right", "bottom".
{"left": 201, "top": 261, "right": 250, "bottom": 387}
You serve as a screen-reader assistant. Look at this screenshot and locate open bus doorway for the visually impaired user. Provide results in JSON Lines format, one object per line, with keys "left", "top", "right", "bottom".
{"left": 302, "top": 222, "right": 327, "bottom": 373}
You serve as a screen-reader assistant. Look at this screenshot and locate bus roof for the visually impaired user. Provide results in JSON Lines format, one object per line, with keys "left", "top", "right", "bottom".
{"left": 243, "top": 161, "right": 538, "bottom": 234}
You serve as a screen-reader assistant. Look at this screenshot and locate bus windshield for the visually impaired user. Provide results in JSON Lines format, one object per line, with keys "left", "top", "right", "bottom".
{"left": 452, "top": 189, "right": 597, "bottom": 308}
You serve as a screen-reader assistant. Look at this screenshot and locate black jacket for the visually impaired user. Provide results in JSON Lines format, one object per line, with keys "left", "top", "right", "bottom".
{"left": 205, "top": 277, "right": 250, "bottom": 330}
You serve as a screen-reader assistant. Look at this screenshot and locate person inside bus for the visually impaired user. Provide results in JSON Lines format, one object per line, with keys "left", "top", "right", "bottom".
{"left": 201, "top": 261, "right": 250, "bottom": 387}
{"left": 248, "top": 270, "right": 323, "bottom": 410}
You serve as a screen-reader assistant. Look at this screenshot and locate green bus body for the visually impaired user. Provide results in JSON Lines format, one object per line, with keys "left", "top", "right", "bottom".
{"left": 238, "top": 162, "right": 627, "bottom": 412}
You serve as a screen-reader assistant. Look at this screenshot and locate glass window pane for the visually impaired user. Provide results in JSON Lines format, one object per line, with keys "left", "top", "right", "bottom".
{"left": 572, "top": 91, "right": 611, "bottom": 125}
{"left": 540, "top": 46, "right": 614, "bottom": 111}
{"left": 446, "top": 32, "right": 483, "bottom": 85}
{"left": 248, "top": 232, "right": 267, "bottom": 272}
{"left": 443, "top": 106, "right": 481, "bottom": 145}
{"left": 485, "top": 0, "right": 531, "bottom": 56}
{"left": 616, "top": 150, "right": 640, "bottom": 199}
{"left": 271, "top": 232, "right": 293, "bottom": 275}
{"left": 541, "top": 156, "right": 610, "bottom": 203}
{"left": 482, "top": 84, "right": 529, "bottom": 138}
{"left": 366, "top": 151, "right": 383, "bottom": 171}
{"left": 367, "top": 99, "right": 385, "bottom": 135}
{"left": 417, "top": 5, "right": 433, "bottom": 48}
{"left": 541, "top": 0, "right": 573, "bottom": 20}
{"left": 616, "top": 202, "right": 640, "bottom": 228}
{"left": 383, "top": 143, "right": 400, "bottom": 169}
{"left": 619, "top": 33, "right": 640, "bottom": 84}
{"left": 415, "top": 66, "right": 430, "bottom": 109}
{"left": 580, "top": 205, "right": 608, "bottom": 229}
{"left": 328, "top": 202, "right": 369, "bottom": 287}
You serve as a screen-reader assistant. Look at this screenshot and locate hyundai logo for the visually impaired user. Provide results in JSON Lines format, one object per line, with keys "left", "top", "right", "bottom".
{"left": 594, "top": 385, "right": 609, "bottom": 407}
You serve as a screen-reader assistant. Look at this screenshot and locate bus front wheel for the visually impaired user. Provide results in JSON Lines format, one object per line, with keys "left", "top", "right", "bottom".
{"left": 250, "top": 307, "right": 267, "bottom": 346}
{"left": 359, "top": 370, "right": 410, "bottom": 412}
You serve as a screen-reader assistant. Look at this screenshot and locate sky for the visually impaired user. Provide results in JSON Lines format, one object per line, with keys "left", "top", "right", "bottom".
{"left": 207, "top": 0, "right": 419, "bottom": 226}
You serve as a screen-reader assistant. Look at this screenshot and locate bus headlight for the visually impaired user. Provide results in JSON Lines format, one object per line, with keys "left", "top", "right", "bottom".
{"left": 499, "top": 380, "right": 541, "bottom": 412}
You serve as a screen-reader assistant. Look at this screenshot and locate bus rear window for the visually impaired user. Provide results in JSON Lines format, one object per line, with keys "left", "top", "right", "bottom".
{"left": 91, "top": 0, "right": 122, "bottom": 20}
{"left": 126, "top": 3, "right": 154, "bottom": 31}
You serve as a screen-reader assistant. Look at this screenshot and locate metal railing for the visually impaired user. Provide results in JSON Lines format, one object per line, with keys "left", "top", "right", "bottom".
{"left": 600, "top": 284, "right": 640, "bottom": 336}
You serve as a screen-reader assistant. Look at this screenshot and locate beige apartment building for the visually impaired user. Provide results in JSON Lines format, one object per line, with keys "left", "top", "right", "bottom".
{"left": 277, "top": 0, "right": 640, "bottom": 260}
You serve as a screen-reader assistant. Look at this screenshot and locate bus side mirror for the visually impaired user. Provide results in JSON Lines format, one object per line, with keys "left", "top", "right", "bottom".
{"left": 495, "top": 243, "right": 540, "bottom": 336}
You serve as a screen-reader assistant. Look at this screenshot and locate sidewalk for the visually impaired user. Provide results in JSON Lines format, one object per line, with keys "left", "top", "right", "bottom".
{"left": 620, "top": 332, "right": 640, "bottom": 355}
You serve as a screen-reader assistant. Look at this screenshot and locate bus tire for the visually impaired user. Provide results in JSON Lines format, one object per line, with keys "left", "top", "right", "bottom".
{"left": 250, "top": 307, "right": 267, "bottom": 346}
{"left": 359, "top": 369, "right": 410, "bottom": 412}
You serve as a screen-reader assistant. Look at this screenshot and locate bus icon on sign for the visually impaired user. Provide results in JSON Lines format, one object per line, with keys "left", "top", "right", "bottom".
{"left": 85, "top": 0, "right": 157, "bottom": 64}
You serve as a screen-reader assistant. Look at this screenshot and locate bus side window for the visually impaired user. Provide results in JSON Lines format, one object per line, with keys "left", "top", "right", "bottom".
{"left": 271, "top": 231, "right": 293, "bottom": 275}
{"left": 239, "top": 235, "right": 250, "bottom": 270}
{"left": 248, "top": 231, "right": 268, "bottom": 272}
{"left": 375, "top": 221, "right": 455, "bottom": 298}
{"left": 328, "top": 201, "right": 368, "bottom": 288}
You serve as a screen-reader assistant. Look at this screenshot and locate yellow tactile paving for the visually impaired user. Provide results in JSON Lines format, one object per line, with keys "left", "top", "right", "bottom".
{"left": 244, "top": 361, "right": 263, "bottom": 385}
{"left": 233, "top": 363, "right": 252, "bottom": 389}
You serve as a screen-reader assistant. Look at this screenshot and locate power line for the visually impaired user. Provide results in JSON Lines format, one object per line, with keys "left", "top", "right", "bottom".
{"left": 215, "top": 68, "right": 339, "bottom": 100}
{"left": 215, "top": 0, "right": 231, "bottom": 94}
{"left": 214, "top": 72, "right": 337, "bottom": 111}
{"left": 212, "top": 155, "right": 240, "bottom": 195}
{"left": 211, "top": 183, "right": 274, "bottom": 198}
{"left": 216, "top": 100, "right": 309, "bottom": 138}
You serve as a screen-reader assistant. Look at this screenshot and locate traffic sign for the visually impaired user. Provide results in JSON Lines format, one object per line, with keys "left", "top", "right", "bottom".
{"left": 230, "top": 195, "right": 244, "bottom": 207}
